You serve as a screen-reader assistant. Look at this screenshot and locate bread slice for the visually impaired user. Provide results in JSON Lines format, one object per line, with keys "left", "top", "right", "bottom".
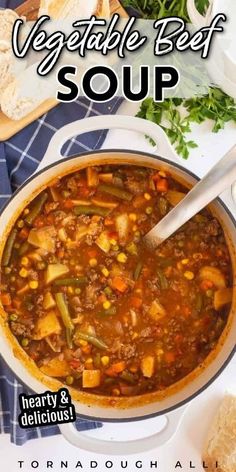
{"left": 202, "top": 394, "right": 236, "bottom": 472}
{"left": 38, "top": 0, "right": 110, "bottom": 19}
{"left": 0, "top": 9, "right": 20, "bottom": 42}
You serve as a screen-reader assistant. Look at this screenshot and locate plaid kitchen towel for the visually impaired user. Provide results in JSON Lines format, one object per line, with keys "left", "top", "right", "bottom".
{"left": 0, "top": 0, "right": 123, "bottom": 443}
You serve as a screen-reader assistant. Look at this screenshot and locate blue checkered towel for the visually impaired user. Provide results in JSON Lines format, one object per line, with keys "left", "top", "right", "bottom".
{"left": 0, "top": 0, "right": 123, "bottom": 441}
{"left": 0, "top": 95, "right": 122, "bottom": 445}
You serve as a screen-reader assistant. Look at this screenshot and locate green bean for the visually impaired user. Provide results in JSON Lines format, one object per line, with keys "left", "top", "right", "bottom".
{"left": 133, "top": 261, "right": 143, "bottom": 281}
{"left": 98, "top": 306, "right": 117, "bottom": 317}
{"left": 120, "top": 371, "right": 136, "bottom": 384}
{"left": 98, "top": 184, "right": 133, "bottom": 201}
{"left": 2, "top": 229, "right": 17, "bottom": 266}
{"left": 157, "top": 269, "right": 168, "bottom": 289}
{"left": 74, "top": 205, "right": 111, "bottom": 217}
{"left": 25, "top": 192, "right": 48, "bottom": 226}
{"left": 55, "top": 293, "right": 74, "bottom": 331}
{"left": 196, "top": 293, "right": 203, "bottom": 312}
{"left": 54, "top": 277, "right": 87, "bottom": 287}
{"left": 76, "top": 331, "right": 108, "bottom": 350}
{"left": 18, "top": 241, "right": 30, "bottom": 256}
{"left": 66, "top": 327, "right": 73, "bottom": 349}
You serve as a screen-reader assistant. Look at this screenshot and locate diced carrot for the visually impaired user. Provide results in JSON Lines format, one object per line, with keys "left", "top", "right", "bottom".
{"left": 12, "top": 298, "right": 21, "bottom": 309}
{"left": 111, "top": 277, "right": 128, "bottom": 293}
{"left": 88, "top": 249, "right": 98, "bottom": 258}
{"left": 182, "top": 306, "right": 191, "bottom": 318}
{"left": 19, "top": 227, "right": 29, "bottom": 239}
{"left": 156, "top": 178, "right": 168, "bottom": 193}
{"left": 79, "top": 186, "right": 90, "bottom": 197}
{"left": 105, "top": 361, "right": 126, "bottom": 376}
{"left": 1, "top": 293, "right": 12, "bottom": 306}
{"left": 81, "top": 345, "right": 92, "bottom": 355}
{"left": 151, "top": 172, "right": 161, "bottom": 183}
{"left": 104, "top": 217, "right": 114, "bottom": 226}
{"left": 165, "top": 351, "right": 176, "bottom": 363}
{"left": 130, "top": 297, "right": 143, "bottom": 308}
{"left": 98, "top": 294, "right": 107, "bottom": 304}
{"left": 34, "top": 217, "right": 45, "bottom": 228}
{"left": 57, "top": 249, "right": 65, "bottom": 259}
{"left": 63, "top": 199, "right": 75, "bottom": 209}
{"left": 46, "top": 214, "right": 54, "bottom": 225}
{"left": 108, "top": 231, "right": 118, "bottom": 240}
{"left": 200, "top": 279, "right": 214, "bottom": 291}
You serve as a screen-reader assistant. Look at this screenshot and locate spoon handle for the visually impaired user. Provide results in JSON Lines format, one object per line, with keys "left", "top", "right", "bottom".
{"left": 144, "top": 144, "right": 236, "bottom": 248}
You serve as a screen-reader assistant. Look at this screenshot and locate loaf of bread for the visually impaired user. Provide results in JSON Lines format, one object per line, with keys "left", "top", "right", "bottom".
{"left": 202, "top": 394, "right": 236, "bottom": 472}
{"left": 38, "top": 0, "right": 110, "bottom": 19}
{"left": 0, "top": 9, "right": 20, "bottom": 42}
{"left": 0, "top": 62, "right": 56, "bottom": 121}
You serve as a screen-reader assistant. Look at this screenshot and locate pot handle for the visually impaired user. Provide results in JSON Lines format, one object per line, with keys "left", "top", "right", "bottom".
{"left": 59, "top": 406, "right": 186, "bottom": 455}
{"left": 186, "top": 0, "right": 210, "bottom": 27}
{"left": 37, "top": 115, "right": 179, "bottom": 172}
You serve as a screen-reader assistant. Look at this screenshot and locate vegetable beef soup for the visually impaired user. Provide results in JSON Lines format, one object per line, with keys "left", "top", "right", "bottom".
{"left": 0, "top": 165, "right": 233, "bottom": 397}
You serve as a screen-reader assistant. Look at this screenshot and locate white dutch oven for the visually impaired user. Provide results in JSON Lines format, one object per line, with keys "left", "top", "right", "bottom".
{"left": 0, "top": 115, "right": 235, "bottom": 454}
{"left": 187, "top": 0, "right": 236, "bottom": 98}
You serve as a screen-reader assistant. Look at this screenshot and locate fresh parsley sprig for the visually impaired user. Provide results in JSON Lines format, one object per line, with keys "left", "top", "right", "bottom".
{"left": 137, "top": 90, "right": 236, "bottom": 159}
{"left": 121, "top": 0, "right": 209, "bottom": 20}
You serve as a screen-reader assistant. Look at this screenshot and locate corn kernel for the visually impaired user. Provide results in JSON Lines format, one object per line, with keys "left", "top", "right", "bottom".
{"left": 17, "top": 220, "right": 24, "bottom": 229}
{"left": 67, "top": 287, "right": 74, "bottom": 294}
{"left": 23, "top": 208, "right": 30, "bottom": 215}
{"left": 110, "top": 239, "right": 117, "bottom": 246}
{"left": 132, "top": 332, "right": 139, "bottom": 340}
{"left": 101, "top": 267, "right": 109, "bottom": 277}
{"left": 29, "top": 280, "right": 38, "bottom": 289}
{"left": 144, "top": 193, "right": 151, "bottom": 201}
{"left": 159, "top": 171, "right": 167, "bottom": 178}
{"left": 129, "top": 365, "right": 138, "bottom": 373}
{"left": 129, "top": 213, "right": 137, "bottom": 221}
{"left": 103, "top": 300, "right": 111, "bottom": 310}
{"left": 146, "top": 206, "right": 153, "bottom": 215}
{"left": 112, "top": 388, "right": 120, "bottom": 396}
{"left": 181, "top": 258, "right": 189, "bottom": 265}
{"left": 113, "top": 245, "right": 119, "bottom": 251}
{"left": 132, "top": 225, "right": 138, "bottom": 232}
{"left": 184, "top": 271, "right": 195, "bottom": 280}
{"left": 101, "top": 356, "right": 110, "bottom": 366}
{"left": 21, "top": 257, "right": 29, "bottom": 267}
{"left": 4, "top": 267, "right": 11, "bottom": 274}
{"left": 117, "top": 253, "right": 127, "bottom": 263}
{"left": 79, "top": 339, "right": 88, "bottom": 347}
{"left": 134, "top": 230, "right": 141, "bottom": 238}
{"left": 19, "top": 268, "right": 28, "bottom": 278}
{"left": 86, "top": 357, "right": 93, "bottom": 364}
{"left": 89, "top": 258, "right": 98, "bottom": 267}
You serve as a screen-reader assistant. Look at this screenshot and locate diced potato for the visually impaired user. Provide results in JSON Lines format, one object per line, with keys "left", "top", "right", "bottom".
{"left": 166, "top": 190, "right": 186, "bottom": 206}
{"left": 45, "top": 264, "right": 69, "bottom": 285}
{"left": 28, "top": 226, "right": 56, "bottom": 253}
{"left": 115, "top": 214, "right": 129, "bottom": 242}
{"left": 43, "top": 292, "right": 56, "bottom": 310}
{"left": 82, "top": 370, "right": 101, "bottom": 388}
{"left": 199, "top": 266, "right": 226, "bottom": 289}
{"left": 58, "top": 228, "right": 67, "bottom": 242}
{"left": 33, "top": 310, "right": 61, "bottom": 340}
{"left": 87, "top": 167, "right": 99, "bottom": 187}
{"left": 141, "top": 356, "right": 155, "bottom": 378}
{"left": 96, "top": 231, "right": 111, "bottom": 253}
{"left": 40, "top": 357, "right": 71, "bottom": 377}
{"left": 149, "top": 299, "right": 167, "bottom": 320}
{"left": 214, "top": 288, "right": 233, "bottom": 310}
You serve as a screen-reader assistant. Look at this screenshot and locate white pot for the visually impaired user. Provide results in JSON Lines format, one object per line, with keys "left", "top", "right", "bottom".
{"left": 0, "top": 115, "right": 235, "bottom": 454}
{"left": 187, "top": 0, "right": 236, "bottom": 98}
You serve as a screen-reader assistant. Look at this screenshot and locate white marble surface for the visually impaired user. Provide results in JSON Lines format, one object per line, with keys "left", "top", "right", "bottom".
{"left": 0, "top": 100, "right": 236, "bottom": 472}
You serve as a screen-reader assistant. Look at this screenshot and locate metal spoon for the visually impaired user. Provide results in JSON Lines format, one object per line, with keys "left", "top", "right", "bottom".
{"left": 144, "top": 144, "right": 236, "bottom": 249}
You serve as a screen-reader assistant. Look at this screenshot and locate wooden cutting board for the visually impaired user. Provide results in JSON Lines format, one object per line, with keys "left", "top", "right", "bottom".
{"left": 0, "top": 0, "right": 128, "bottom": 141}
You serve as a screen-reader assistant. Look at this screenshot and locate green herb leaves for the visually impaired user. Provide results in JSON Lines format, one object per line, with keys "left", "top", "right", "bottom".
{"left": 122, "top": 0, "right": 209, "bottom": 20}
{"left": 137, "top": 89, "right": 236, "bottom": 159}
